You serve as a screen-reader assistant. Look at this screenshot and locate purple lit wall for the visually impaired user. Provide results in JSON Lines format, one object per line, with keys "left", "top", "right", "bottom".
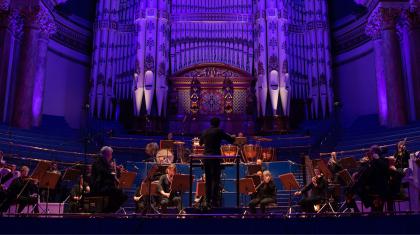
{"left": 333, "top": 43, "right": 378, "bottom": 127}
{"left": 43, "top": 46, "right": 90, "bottom": 128}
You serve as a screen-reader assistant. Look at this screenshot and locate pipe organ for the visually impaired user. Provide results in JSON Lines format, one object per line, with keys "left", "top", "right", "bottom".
{"left": 89, "top": 0, "right": 334, "bottom": 123}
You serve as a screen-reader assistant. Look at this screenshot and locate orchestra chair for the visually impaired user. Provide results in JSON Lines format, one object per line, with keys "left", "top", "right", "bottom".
{"left": 390, "top": 182, "right": 411, "bottom": 213}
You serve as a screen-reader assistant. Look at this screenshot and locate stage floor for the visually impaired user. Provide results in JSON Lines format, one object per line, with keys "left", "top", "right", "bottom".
{"left": 1, "top": 212, "right": 419, "bottom": 234}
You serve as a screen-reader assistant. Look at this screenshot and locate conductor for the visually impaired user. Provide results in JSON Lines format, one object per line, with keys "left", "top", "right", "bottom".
{"left": 199, "top": 117, "right": 235, "bottom": 209}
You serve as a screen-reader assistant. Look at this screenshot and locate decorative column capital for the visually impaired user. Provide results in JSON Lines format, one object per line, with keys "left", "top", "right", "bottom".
{"left": 366, "top": 7, "right": 401, "bottom": 39}
{"left": 398, "top": 7, "right": 420, "bottom": 31}
{"left": 20, "top": 4, "right": 57, "bottom": 37}
{"left": 7, "top": 9, "right": 24, "bottom": 37}
{"left": 0, "top": 0, "right": 10, "bottom": 12}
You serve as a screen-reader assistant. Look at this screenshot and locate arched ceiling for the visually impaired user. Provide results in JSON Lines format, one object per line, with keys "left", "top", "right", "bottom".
{"left": 55, "top": 0, "right": 366, "bottom": 24}
{"left": 55, "top": 0, "right": 97, "bottom": 22}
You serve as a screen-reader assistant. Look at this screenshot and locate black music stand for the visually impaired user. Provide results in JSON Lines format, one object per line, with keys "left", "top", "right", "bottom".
{"left": 171, "top": 174, "right": 192, "bottom": 214}
{"left": 39, "top": 172, "right": 61, "bottom": 214}
{"left": 31, "top": 161, "right": 51, "bottom": 180}
{"left": 139, "top": 181, "right": 160, "bottom": 214}
{"left": 279, "top": 173, "right": 300, "bottom": 215}
{"left": 246, "top": 174, "right": 261, "bottom": 187}
{"left": 313, "top": 159, "right": 333, "bottom": 180}
{"left": 338, "top": 157, "right": 359, "bottom": 170}
{"left": 189, "top": 154, "right": 240, "bottom": 208}
{"left": 117, "top": 171, "right": 137, "bottom": 214}
{"left": 234, "top": 137, "right": 247, "bottom": 162}
{"left": 239, "top": 178, "right": 256, "bottom": 207}
{"left": 141, "top": 164, "right": 166, "bottom": 214}
{"left": 195, "top": 181, "right": 206, "bottom": 198}
{"left": 62, "top": 168, "right": 81, "bottom": 182}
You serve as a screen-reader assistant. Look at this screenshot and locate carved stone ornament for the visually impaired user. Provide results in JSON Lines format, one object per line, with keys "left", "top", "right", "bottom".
{"left": 21, "top": 4, "right": 57, "bottom": 37}
{"left": 7, "top": 9, "right": 23, "bottom": 36}
{"left": 398, "top": 8, "right": 420, "bottom": 31}
{"left": 0, "top": 0, "right": 10, "bottom": 11}
{"left": 366, "top": 7, "right": 401, "bottom": 40}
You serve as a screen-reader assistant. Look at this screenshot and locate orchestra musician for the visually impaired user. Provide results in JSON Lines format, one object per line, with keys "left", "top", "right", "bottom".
{"left": 294, "top": 168, "right": 328, "bottom": 213}
{"left": 157, "top": 164, "right": 182, "bottom": 213}
{"left": 393, "top": 140, "right": 410, "bottom": 172}
{"left": 69, "top": 175, "right": 90, "bottom": 213}
{"left": 91, "top": 146, "right": 127, "bottom": 213}
{"left": 199, "top": 117, "right": 235, "bottom": 209}
{"left": 145, "top": 142, "right": 159, "bottom": 162}
{"left": 248, "top": 170, "right": 277, "bottom": 214}
{"left": 0, "top": 166, "right": 39, "bottom": 213}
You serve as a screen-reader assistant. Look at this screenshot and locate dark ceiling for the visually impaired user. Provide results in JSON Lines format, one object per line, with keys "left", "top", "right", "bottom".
{"left": 56, "top": 0, "right": 97, "bottom": 22}
{"left": 55, "top": 0, "right": 364, "bottom": 23}
{"left": 329, "top": 0, "right": 366, "bottom": 22}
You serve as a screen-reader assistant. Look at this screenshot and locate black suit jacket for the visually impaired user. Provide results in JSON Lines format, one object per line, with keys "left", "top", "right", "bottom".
{"left": 199, "top": 127, "right": 235, "bottom": 155}
{"left": 91, "top": 158, "right": 117, "bottom": 194}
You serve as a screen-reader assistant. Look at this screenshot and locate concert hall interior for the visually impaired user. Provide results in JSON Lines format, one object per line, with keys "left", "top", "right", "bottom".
{"left": 1, "top": 0, "right": 420, "bottom": 234}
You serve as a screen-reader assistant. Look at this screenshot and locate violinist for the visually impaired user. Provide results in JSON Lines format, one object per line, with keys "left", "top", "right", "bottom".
{"left": 157, "top": 164, "right": 182, "bottom": 213}
{"left": 248, "top": 170, "right": 277, "bottom": 214}
{"left": 0, "top": 166, "right": 39, "bottom": 213}
{"left": 294, "top": 168, "right": 328, "bottom": 213}
{"left": 91, "top": 146, "right": 127, "bottom": 212}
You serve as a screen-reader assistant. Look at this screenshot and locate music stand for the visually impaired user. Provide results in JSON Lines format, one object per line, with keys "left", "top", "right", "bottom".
{"left": 196, "top": 181, "right": 206, "bottom": 198}
{"left": 139, "top": 181, "right": 160, "bottom": 214}
{"left": 239, "top": 178, "right": 256, "bottom": 208}
{"left": 337, "top": 169, "right": 353, "bottom": 187}
{"left": 160, "top": 140, "right": 174, "bottom": 150}
{"left": 313, "top": 159, "right": 333, "bottom": 180}
{"left": 142, "top": 164, "right": 166, "bottom": 214}
{"left": 62, "top": 168, "right": 81, "bottom": 182}
{"left": 39, "top": 172, "right": 61, "bottom": 214}
{"left": 279, "top": 173, "right": 300, "bottom": 215}
{"left": 31, "top": 161, "right": 51, "bottom": 180}
{"left": 171, "top": 174, "right": 193, "bottom": 213}
{"left": 338, "top": 157, "right": 359, "bottom": 170}
{"left": 246, "top": 174, "right": 261, "bottom": 187}
{"left": 235, "top": 137, "right": 247, "bottom": 162}
{"left": 234, "top": 137, "right": 247, "bottom": 146}
{"left": 119, "top": 171, "right": 137, "bottom": 190}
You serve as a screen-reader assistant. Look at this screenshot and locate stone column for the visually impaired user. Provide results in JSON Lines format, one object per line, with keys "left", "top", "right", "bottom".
{"left": 12, "top": 4, "right": 56, "bottom": 128}
{"left": 366, "top": 6, "right": 407, "bottom": 127}
{"left": 0, "top": 10, "right": 23, "bottom": 122}
{"left": 398, "top": 7, "right": 420, "bottom": 120}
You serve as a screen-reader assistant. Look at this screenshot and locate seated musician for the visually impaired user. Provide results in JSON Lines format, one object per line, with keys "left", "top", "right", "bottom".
{"left": 69, "top": 175, "right": 90, "bottom": 213}
{"left": 91, "top": 146, "right": 127, "bottom": 213}
{"left": 157, "top": 164, "right": 182, "bottom": 213}
{"left": 393, "top": 140, "right": 410, "bottom": 173}
{"left": 248, "top": 170, "right": 277, "bottom": 214}
{"left": 145, "top": 142, "right": 159, "bottom": 162}
{"left": 0, "top": 151, "right": 11, "bottom": 183}
{"left": 294, "top": 168, "right": 328, "bottom": 213}
{"left": 0, "top": 166, "right": 39, "bottom": 213}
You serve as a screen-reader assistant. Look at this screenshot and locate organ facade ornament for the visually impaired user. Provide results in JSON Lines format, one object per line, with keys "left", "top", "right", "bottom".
{"left": 89, "top": 0, "right": 335, "bottom": 126}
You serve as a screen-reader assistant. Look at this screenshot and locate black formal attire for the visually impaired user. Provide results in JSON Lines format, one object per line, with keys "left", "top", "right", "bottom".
{"left": 248, "top": 180, "right": 277, "bottom": 213}
{"left": 157, "top": 174, "right": 181, "bottom": 212}
{"left": 298, "top": 176, "right": 328, "bottom": 213}
{"left": 199, "top": 127, "right": 235, "bottom": 208}
{"left": 0, "top": 177, "right": 39, "bottom": 213}
{"left": 69, "top": 183, "right": 89, "bottom": 213}
{"left": 394, "top": 150, "right": 410, "bottom": 170}
{"left": 91, "top": 158, "right": 127, "bottom": 212}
